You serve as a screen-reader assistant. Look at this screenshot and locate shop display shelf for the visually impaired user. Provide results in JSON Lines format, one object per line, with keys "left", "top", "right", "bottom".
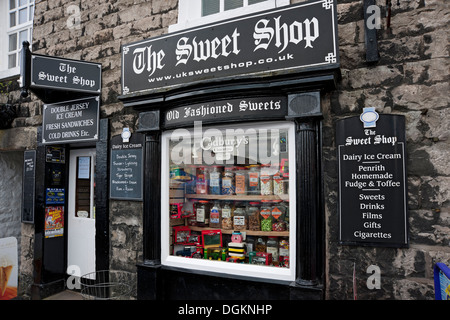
{"left": 188, "top": 226, "right": 289, "bottom": 237}
{"left": 184, "top": 194, "right": 289, "bottom": 201}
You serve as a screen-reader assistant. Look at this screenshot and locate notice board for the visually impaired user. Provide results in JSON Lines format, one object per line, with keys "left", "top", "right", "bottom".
{"left": 110, "top": 133, "right": 144, "bottom": 200}
{"left": 336, "top": 111, "right": 408, "bottom": 247}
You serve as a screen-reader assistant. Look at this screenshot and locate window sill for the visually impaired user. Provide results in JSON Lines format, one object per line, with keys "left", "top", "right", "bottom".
{"left": 0, "top": 67, "right": 20, "bottom": 81}
{"left": 168, "top": 0, "right": 290, "bottom": 33}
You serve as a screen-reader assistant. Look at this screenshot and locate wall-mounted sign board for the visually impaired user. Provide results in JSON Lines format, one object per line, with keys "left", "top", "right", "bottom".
{"left": 110, "top": 133, "right": 144, "bottom": 201}
{"left": 163, "top": 96, "right": 288, "bottom": 128}
{"left": 21, "top": 150, "right": 35, "bottom": 224}
{"left": 337, "top": 110, "right": 408, "bottom": 247}
{"left": 121, "top": 0, "right": 339, "bottom": 95}
{"left": 42, "top": 96, "right": 100, "bottom": 145}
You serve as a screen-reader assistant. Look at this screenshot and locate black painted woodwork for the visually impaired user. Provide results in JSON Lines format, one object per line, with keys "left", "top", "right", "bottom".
{"left": 295, "top": 120, "right": 321, "bottom": 286}
{"left": 136, "top": 90, "right": 325, "bottom": 300}
{"left": 363, "top": 0, "right": 380, "bottom": 63}
{"left": 31, "top": 119, "right": 109, "bottom": 299}
{"left": 143, "top": 132, "right": 161, "bottom": 265}
{"left": 95, "top": 119, "right": 110, "bottom": 272}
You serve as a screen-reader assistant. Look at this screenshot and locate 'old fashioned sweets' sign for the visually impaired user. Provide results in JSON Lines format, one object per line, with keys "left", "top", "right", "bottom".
{"left": 337, "top": 111, "right": 408, "bottom": 247}
{"left": 163, "top": 96, "right": 287, "bottom": 128}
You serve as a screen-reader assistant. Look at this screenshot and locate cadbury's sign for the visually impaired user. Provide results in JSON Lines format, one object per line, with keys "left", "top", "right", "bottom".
{"left": 121, "top": 0, "right": 339, "bottom": 95}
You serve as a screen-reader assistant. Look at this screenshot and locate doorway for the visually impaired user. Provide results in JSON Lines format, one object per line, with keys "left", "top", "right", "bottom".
{"left": 67, "top": 148, "right": 96, "bottom": 277}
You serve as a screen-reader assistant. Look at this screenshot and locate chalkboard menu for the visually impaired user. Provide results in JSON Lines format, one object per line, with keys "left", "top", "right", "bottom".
{"left": 22, "top": 150, "right": 35, "bottom": 223}
{"left": 337, "top": 112, "right": 408, "bottom": 247}
{"left": 110, "top": 133, "right": 144, "bottom": 200}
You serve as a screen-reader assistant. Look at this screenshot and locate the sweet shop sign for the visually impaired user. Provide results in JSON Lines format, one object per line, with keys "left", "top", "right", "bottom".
{"left": 121, "top": 0, "right": 339, "bottom": 95}
{"left": 336, "top": 109, "right": 408, "bottom": 247}
{"left": 31, "top": 54, "right": 101, "bottom": 94}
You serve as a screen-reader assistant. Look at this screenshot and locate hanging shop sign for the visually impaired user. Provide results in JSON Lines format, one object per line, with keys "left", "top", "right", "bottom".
{"left": 30, "top": 54, "right": 101, "bottom": 94}
{"left": 336, "top": 109, "right": 408, "bottom": 247}
{"left": 434, "top": 263, "right": 450, "bottom": 300}
{"left": 42, "top": 96, "right": 100, "bottom": 144}
{"left": 121, "top": 0, "right": 339, "bottom": 95}
{"left": 21, "top": 150, "right": 35, "bottom": 224}
{"left": 110, "top": 133, "right": 144, "bottom": 201}
{"left": 163, "top": 96, "right": 287, "bottom": 128}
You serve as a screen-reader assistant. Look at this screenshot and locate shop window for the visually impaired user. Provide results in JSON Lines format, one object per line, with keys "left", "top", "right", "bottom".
{"left": 169, "top": 0, "right": 289, "bottom": 32}
{"left": 161, "top": 122, "right": 296, "bottom": 281}
{"left": 75, "top": 156, "right": 94, "bottom": 218}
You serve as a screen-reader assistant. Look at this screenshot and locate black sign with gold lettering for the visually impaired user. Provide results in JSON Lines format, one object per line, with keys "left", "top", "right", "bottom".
{"left": 336, "top": 113, "right": 408, "bottom": 247}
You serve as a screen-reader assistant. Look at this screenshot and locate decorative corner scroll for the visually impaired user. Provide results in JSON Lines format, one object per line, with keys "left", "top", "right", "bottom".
{"left": 322, "top": 0, "right": 333, "bottom": 10}
{"left": 325, "top": 52, "right": 337, "bottom": 63}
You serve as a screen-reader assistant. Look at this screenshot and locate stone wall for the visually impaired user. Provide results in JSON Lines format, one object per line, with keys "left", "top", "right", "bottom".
{"left": 0, "top": 67, "right": 38, "bottom": 299}
{"left": 0, "top": 151, "right": 23, "bottom": 262}
{"left": 323, "top": 0, "right": 450, "bottom": 299}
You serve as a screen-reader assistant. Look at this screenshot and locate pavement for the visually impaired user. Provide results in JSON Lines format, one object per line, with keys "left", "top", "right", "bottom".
{"left": 43, "top": 290, "right": 83, "bottom": 300}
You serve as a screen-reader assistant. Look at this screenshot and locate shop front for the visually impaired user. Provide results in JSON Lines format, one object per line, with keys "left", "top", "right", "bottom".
{"left": 19, "top": 45, "right": 110, "bottom": 299}
{"left": 120, "top": 0, "right": 340, "bottom": 300}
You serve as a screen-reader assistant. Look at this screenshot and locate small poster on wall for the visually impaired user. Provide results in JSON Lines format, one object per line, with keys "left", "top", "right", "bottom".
{"left": 0, "top": 237, "right": 18, "bottom": 300}
{"left": 45, "top": 206, "right": 64, "bottom": 238}
{"left": 45, "top": 188, "right": 65, "bottom": 205}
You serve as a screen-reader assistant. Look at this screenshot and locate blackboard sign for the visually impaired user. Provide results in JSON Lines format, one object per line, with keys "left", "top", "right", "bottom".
{"left": 163, "top": 96, "right": 287, "bottom": 128}
{"left": 202, "top": 230, "right": 222, "bottom": 249}
{"left": 42, "top": 96, "right": 99, "bottom": 144}
{"left": 122, "top": 0, "right": 339, "bottom": 95}
{"left": 337, "top": 112, "right": 408, "bottom": 247}
{"left": 21, "top": 150, "right": 35, "bottom": 223}
{"left": 110, "top": 133, "right": 144, "bottom": 200}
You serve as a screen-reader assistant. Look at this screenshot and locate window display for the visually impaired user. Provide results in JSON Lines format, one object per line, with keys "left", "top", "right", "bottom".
{"left": 161, "top": 122, "right": 296, "bottom": 281}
